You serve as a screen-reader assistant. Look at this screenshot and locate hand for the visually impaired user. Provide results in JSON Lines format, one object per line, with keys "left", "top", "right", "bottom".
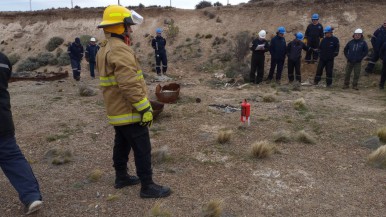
{"left": 139, "top": 106, "right": 153, "bottom": 127}
{"left": 156, "top": 54, "right": 160, "bottom": 58}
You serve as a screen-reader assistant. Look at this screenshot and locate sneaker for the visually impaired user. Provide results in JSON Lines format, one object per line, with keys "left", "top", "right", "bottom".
{"left": 114, "top": 175, "right": 140, "bottom": 189}
{"left": 25, "top": 200, "right": 43, "bottom": 215}
{"left": 140, "top": 183, "right": 171, "bottom": 198}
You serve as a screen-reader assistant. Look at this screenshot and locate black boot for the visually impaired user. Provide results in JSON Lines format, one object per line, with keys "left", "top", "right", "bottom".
{"left": 140, "top": 182, "right": 171, "bottom": 198}
{"left": 115, "top": 170, "right": 140, "bottom": 189}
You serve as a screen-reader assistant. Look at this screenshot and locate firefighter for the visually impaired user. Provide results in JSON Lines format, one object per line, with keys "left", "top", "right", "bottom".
{"left": 365, "top": 20, "right": 386, "bottom": 75}
{"left": 85, "top": 37, "right": 100, "bottom": 79}
{"left": 343, "top": 29, "right": 368, "bottom": 90}
{"left": 286, "top": 32, "right": 312, "bottom": 83}
{"left": 0, "top": 52, "right": 43, "bottom": 215}
{"left": 151, "top": 28, "right": 168, "bottom": 76}
{"left": 67, "top": 37, "right": 84, "bottom": 81}
{"left": 304, "top": 13, "right": 324, "bottom": 63}
{"left": 267, "top": 26, "right": 287, "bottom": 84}
{"left": 379, "top": 41, "right": 386, "bottom": 89}
{"left": 249, "top": 30, "right": 269, "bottom": 84}
{"left": 96, "top": 5, "right": 171, "bottom": 198}
{"left": 313, "top": 26, "right": 340, "bottom": 87}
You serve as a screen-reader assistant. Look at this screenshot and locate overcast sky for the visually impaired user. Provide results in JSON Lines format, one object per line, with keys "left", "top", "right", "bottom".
{"left": 0, "top": 0, "right": 248, "bottom": 11}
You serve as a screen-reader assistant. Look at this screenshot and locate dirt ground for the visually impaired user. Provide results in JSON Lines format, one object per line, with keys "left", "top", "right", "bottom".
{"left": 1, "top": 1, "right": 386, "bottom": 216}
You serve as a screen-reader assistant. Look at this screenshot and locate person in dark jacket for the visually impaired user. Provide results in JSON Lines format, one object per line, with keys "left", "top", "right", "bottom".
{"left": 314, "top": 26, "right": 340, "bottom": 87}
{"left": 267, "top": 26, "right": 286, "bottom": 84}
{"left": 379, "top": 42, "right": 386, "bottom": 89}
{"left": 343, "top": 29, "right": 368, "bottom": 90}
{"left": 85, "top": 37, "right": 100, "bottom": 79}
{"left": 0, "top": 52, "right": 43, "bottom": 215}
{"left": 151, "top": 28, "right": 168, "bottom": 76}
{"left": 286, "top": 32, "right": 312, "bottom": 83}
{"left": 365, "top": 20, "right": 386, "bottom": 74}
{"left": 67, "top": 37, "right": 84, "bottom": 81}
{"left": 250, "top": 30, "right": 269, "bottom": 84}
{"left": 304, "top": 13, "right": 324, "bottom": 63}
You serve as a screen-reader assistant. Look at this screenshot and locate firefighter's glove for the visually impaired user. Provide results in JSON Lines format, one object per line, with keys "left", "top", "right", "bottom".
{"left": 139, "top": 106, "right": 153, "bottom": 127}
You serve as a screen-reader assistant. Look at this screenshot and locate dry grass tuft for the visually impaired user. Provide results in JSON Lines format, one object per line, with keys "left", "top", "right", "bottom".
{"left": 151, "top": 146, "right": 170, "bottom": 164}
{"left": 217, "top": 130, "right": 233, "bottom": 144}
{"left": 262, "top": 94, "right": 276, "bottom": 102}
{"left": 367, "top": 145, "right": 386, "bottom": 169}
{"left": 79, "top": 84, "right": 97, "bottom": 97}
{"left": 202, "top": 200, "right": 222, "bottom": 217}
{"left": 106, "top": 194, "right": 120, "bottom": 201}
{"left": 294, "top": 98, "right": 307, "bottom": 111}
{"left": 150, "top": 202, "right": 171, "bottom": 217}
{"left": 251, "top": 140, "right": 277, "bottom": 159}
{"left": 376, "top": 127, "right": 386, "bottom": 142}
{"left": 273, "top": 130, "right": 292, "bottom": 143}
{"left": 87, "top": 169, "right": 103, "bottom": 182}
{"left": 295, "top": 130, "right": 316, "bottom": 144}
{"left": 45, "top": 148, "right": 73, "bottom": 165}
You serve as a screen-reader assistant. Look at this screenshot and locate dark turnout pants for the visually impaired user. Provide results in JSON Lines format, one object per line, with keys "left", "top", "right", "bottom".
{"left": 380, "top": 60, "right": 386, "bottom": 88}
{"left": 344, "top": 62, "right": 361, "bottom": 87}
{"left": 305, "top": 39, "right": 319, "bottom": 61}
{"left": 0, "top": 135, "right": 42, "bottom": 206}
{"left": 70, "top": 59, "right": 81, "bottom": 80}
{"left": 268, "top": 58, "right": 285, "bottom": 81}
{"left": 365, "top": 48, "right": 380, "bottom": 73}
{"left": 250, "top": 54, "right": 265, "bottom": 84}
{"left": 288, "top": 58, "right": 302, "bottom": 82}
{"left": 113, "top": 124, "right": 153, "bottom": 185}
{"left": 155, "top": 51, "right": 168, "bottom": 74}
{"left": 314, "top": 59, "right": 334, "bottom": 86}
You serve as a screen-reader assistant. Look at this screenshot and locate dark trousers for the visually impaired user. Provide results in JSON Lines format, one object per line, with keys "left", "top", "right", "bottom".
{"left": 305, "top": 40, "right": 319, "bottom": 61}
{"left": 89, "top": 61, "right": 96, "bottom": 78}
{"left": 0, "top": 135, "right": 42, "bottom": 206}
{"left": 70, "top": 59, "right": 81, "bottom": 80}
{"left": 314, "top": 59, "right": 334, "bottom": 86}
{"left": 113, "top": 124, "right": 153, "bottom": 185}
{"left": 344, "top": 62, "right": 361, "bottom": 87}
{"left": 268, "top": 58, "right": 285, "bottom": 81}
{"left": 250, "top": 54, "right": 265, "bottom": 84}
{"left": 288, "top": 58, "right": 302, "bottom": 82}
{"left": 155, "top": 51, "right": 168, "bottom": 74}
{"left": 380, "top": 61, "right": 386, "bottom": 88}
{"left": 365, "top": 48, "right": 380, "bottom": 73}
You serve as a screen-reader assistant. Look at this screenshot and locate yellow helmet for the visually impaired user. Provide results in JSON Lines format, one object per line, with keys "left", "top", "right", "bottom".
{"left": 98, "top": 5, "right": 143, "bottom": 34}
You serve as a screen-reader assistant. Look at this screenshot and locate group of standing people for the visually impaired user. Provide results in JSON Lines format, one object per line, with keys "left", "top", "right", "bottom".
{"left": 250, "top": 14, "right": 386, "bottom": 90}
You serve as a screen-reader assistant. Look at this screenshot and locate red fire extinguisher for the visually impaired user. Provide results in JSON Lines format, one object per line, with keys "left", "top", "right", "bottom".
{"left": 241, "top": 99, "right": 251, "bottom": 126}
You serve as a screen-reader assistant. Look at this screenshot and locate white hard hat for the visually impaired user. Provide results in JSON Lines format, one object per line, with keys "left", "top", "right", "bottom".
{"left": 354, "top": 28, "right": 363, "bottom": 34}
{"left": 90, "top": 37, "right": 96, "bottom": 42}
{"left": 258, "top": 30, "right": 266, "bottom": 39}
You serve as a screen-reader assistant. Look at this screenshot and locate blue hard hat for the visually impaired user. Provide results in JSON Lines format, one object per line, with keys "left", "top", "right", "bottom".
{"left": 156, "top": 28, "right": 162, "bottom": 34}
{"left": 296, "top": 32, "right": 304, "bottom": 40}
{"left": 312, "top": 13, "right": 319, "bottom": 20}
{"left": 324, "top": 26, "right": 332, "bottom": 33}
{"left": 277, "top": 26, "right": 286, "bottom": 34}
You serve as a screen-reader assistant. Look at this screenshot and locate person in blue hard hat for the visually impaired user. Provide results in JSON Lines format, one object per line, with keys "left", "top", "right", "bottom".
{"left": 286, "top": 32, "right": 312, "bottom": 83}
{"left": 313, "top": 26, "right": 340, "bottom": 87}
{"left": 151, "top": 28, "right": 168, "bottom": 76}
{"left": 304, "top": 13, "right": 324, "bottom": 63}
{"left": 266, "top": 26, "right": 287, "bottom": 84}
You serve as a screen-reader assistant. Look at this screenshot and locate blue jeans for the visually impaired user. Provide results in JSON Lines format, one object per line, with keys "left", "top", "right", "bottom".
{"left": 0, "top": 135, "right": 42, "bottom": 205}
{"left": 89, "top": 61, "right": 96, "bottom": 78}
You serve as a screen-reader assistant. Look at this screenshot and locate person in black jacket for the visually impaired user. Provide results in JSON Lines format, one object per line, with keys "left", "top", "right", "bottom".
{"left": 0, "top": 52, "right": 43, "bottom": 215}
{"left": 379, "top": 42, "right": 386, "bottom": 89}
{"left": 365, "top": 20, "right": 386, "bottom": 74}
{"left": 250, "top": 30, "right": 269, "bottom": 84}
{"left": 314, "top": 26, "right": 340, "bottom": 87}
{"left": 67, "top": 37, "right": 84, "bottom": 81}
{"left": 305, "top": 13, "right": 324, "bottom": 63}
{"left": 343, "top": 29, "right": 368, "bottom": 90}
{"left": 267, "top": 26, "right": 286, "bottom": 84}
{"left": 151, "top": 28, "right": 168, "bottom": 76}
{"left": 85, "top": 37, "right": 100, "bottom": 79}
{"left": 286, "top": 32, "right": 312, "bottom": 83}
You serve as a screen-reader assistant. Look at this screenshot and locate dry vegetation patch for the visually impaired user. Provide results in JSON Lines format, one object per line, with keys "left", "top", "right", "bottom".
{"left": 202, "top": 200, "right": 222, "bottom": 217}
{"left": 367, "top": 145, "right": 386, "bottom": 169}
{"left": 251, "top": 140, "right": 277, "bottom": 159}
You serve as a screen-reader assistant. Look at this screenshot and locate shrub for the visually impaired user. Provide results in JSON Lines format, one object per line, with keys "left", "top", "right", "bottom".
{"left": 263, "top": 94, "right": 276, "bottom": 102}
{"left": 377, "top": 127, "right": 386, "bottom": 142}
{"left": 216, "top": 16, "right": 222, "bottom": 23}
{"left": 251, "top": 140, "right": 277, "bottom": 159}
{"left": 36, "top": 52, "right": 57, "bottom": 66}
{"left": 151, "top": 146, "right": 170, "bottom": 164}
{"left": 203, "top": 11, "right": 216, "bottom": 19}
{"left": 79, "top": 84, "right": 97, "bottom": 97}
{"left": 214, "top": 2, "right": 223, "bottom": 6}
{"left": 57, "top": 52, "right": 70, "bottom": 66}
{"left": 79, "top": 35, "right": 92, "bottom": 47}
{"left": 17, "top": 58, "right": 40, "bottom": 72}
{"left": 367, "top": 145, "right": 386, "bottom": 169}
{"left": 295, "top": 130, "right": 316, "bottom": 144}
{"left": 234, "top": 31, "right": 251, "bottom": 62}
{"left": 202, "top": 200, "right": 222, "bottom": 217}
{"left": 273, "top": 130, "right": 291, "bottom": 143}
{"left": 294, "top": 98, "right": 307, "bottom": 111}
{"left": 150, "top": 202, "right": 171, "bottom": 217}
{"left": 8, "top": 53, "right": 20, "bottom": 65}
{"left": 166, "top": 19, "right": 179, "bottom": 43}
{"left": 56, "top": 47, "right": 63, "bottom": 58}
{"left": 217, "top": 130, "right": 232, "bottom": 144}
{"left": 196, "top": 1, "right": 212, "bottom": 9}
{"left": 205, "top": 34, "right": 213, "bottom": 39}
{"left": 87, "top": 169, "right": 103, "bottom": 182}
{"left": 46, "top": 36, "right": 64, "bottom": 51}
